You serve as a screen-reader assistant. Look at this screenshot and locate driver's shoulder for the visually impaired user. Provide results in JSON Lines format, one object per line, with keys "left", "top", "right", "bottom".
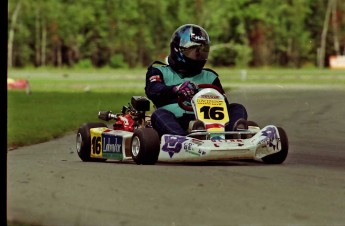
{"left": 202, "top": 68, "right": 219, "bottom": 77}
{"left": 149, "top": 61, "right": 174, "bottom": 75}
{"left": 147, "top": 61, "right": 169, "bottom": 77}
{"left": 149, "top": 61, "right": 168, "bottom": 70}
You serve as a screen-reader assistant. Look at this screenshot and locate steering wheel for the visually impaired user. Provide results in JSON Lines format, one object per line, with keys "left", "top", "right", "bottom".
{"left": 177, "top": 84, "right": 224, "bottom": 112}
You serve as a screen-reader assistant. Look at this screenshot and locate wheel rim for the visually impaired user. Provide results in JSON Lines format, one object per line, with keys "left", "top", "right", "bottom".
{"left": 76, "top": 133, "right": 82, "bottom": 154}
{"left": 132, "top": 136, "right": 140, "bottom": 157}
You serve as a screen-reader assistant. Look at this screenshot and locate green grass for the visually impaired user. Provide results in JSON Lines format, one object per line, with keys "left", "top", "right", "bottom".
{"left": 7, "top": 67, "right": 345, "bottom": 149}
{"left": 7, "top": 91, "right": 146, "bottom": 149}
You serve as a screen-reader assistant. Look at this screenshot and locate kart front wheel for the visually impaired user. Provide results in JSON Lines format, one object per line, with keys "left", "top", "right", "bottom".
{"left": 76, "top": 122, "right": 108, "bottom": 162}
{"left": 262, "top": 127, "right": 289, "bottom": 164}
{"left": 131, "top": 128, "right": 160, "bottom": 165}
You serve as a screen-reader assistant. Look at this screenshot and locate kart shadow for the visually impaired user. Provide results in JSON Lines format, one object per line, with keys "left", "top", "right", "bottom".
{"left": 157, "top": 160, "right": 264, "bottom": 167}
{"left": 103, "top": 159, "right": 264, "bottom": 166}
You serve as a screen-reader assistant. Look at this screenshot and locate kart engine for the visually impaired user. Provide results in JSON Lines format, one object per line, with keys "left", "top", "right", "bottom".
{"left": 131, "top": 96, "right": 150, "bottom": 112}
{"left": 98, "top": 96, "right": 151, "bottom": 132}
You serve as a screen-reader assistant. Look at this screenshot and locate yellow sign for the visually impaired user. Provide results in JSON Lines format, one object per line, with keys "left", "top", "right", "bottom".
{"left": 195, "top": 98, "right": 229, "bottom": 123}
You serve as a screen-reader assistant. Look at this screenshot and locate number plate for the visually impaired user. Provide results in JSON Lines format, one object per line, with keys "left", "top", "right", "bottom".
{"left": 195, "top": 98, "right": 229, "bottom": 123}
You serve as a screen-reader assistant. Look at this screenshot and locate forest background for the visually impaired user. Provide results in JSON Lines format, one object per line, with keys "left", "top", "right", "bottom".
{"left": 8, "top": 0, "right": 345, "bottom": 70}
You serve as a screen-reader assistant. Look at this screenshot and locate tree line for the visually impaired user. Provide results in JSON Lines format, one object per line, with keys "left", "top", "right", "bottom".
{"left": 7, "top": 0, "right": 345, "bottom": 69}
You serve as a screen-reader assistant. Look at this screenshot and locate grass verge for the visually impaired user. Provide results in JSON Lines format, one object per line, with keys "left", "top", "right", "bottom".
{"left": 7, "top": 90, "right": 145, "bottom": 149}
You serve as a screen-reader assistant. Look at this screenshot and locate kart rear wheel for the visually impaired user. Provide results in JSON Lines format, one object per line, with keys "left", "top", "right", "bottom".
{"left": 262, "top": 127, "right": 289, "bottom": 164}
{"left": 191, "top": 120, "right": 207, "bottom": 140}
{"left": 131, "top": 128, "right": 160, "bottom": 165}
{"left": 76, "top": 122, "right": 108, "bottom": 162}
{"left": 247, "top": 120, "right": 259, "bottom": 128}
{"left": 192, "top": 120, "right": 206, "bottom": 130}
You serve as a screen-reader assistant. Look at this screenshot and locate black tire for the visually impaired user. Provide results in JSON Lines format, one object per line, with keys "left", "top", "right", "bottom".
{"left": 76, "top": 122, "right": 108, "bottom": 162}
{"left": 192, "top": 120, "right": 206, "bottom": 130}
{"left": 247, "top": 120, "right": 259, "bottom": 127}
{"left": 131, "top": 128, "right": 160, "bottom": 165}
{"left": 262, "top": 127, "right": 289, "bottom": 164}
{"left": 191, "top": 120, "right": 207, "bottom": 140}
{"left": 244, "top": 120, "right": 260, "bottom": 139}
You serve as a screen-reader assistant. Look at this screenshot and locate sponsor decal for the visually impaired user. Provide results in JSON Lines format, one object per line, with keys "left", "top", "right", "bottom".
{"left": 118, "top": 116, "right": 129, "bottom": 125}
{"left": 190, "top": 138, "right": 204, "bottom": 146}
{"left": 260, "top": 127, "right": 280, "bottom": 150}
{"left": 187, "top": 149, "right": 206, "bottom": 156}
{"left": 149, "top": 75, "right": 162, "bottom": 83}
{"left": 210, "top": 136, "right": 223, "bottom": 141}
{"left": 102, "top": 152, "right": 123, "bottom": 159}
{"left": 199, "top": 95, "right": 220, "bottom": 99}
{"left": 183, "top": 141, "right": 206, "bottom": 156}
{"left": 162, "top": 135, "right": 187, "bottom": 158}
{"left": 102, "top": 134, "right": 122, "bottom": 153}
{"left": 191, "top": 33, "right": 206, "bottom": 41}
{"left": 211, "top": 139, "right": 243, "bottom": 143}
{"left": 206, "top": 123, "right": 224, "bottom": 130}
{"left": 212, "top": 139, "right": 244, "bottom": 148}
{"left": 197, "top": 98, "right": 223, "bottom": 105}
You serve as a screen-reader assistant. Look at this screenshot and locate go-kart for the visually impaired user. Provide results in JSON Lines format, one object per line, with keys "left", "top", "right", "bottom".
{"left": 76, "top": 84, "right": 288, "bottom": 165}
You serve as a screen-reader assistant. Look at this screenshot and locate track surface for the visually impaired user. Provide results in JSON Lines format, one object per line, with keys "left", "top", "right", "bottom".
{"left": 8, "top": 85, "right": 345, "bottom": 226}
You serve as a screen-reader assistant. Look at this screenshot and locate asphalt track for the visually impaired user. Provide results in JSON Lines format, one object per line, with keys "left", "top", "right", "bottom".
{"left": 7, "top": 85, "right": 345, "bottom": 226}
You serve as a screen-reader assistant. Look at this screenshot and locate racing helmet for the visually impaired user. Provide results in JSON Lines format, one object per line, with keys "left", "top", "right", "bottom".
{"left": 168, "top": 24, "right": 210, "bottom": 76}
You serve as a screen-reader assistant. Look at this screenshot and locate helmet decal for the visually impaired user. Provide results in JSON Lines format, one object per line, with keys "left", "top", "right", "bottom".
{"left": 191, "top": 33, "right": 207, "bottom": 42}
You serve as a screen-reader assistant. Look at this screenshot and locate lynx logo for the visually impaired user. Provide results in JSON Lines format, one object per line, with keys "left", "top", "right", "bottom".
{"left": 162, "top": 135, "right": 187, "bottom": 158}
{"left": 103, "top": 135, "right": 122, "bottom": 153}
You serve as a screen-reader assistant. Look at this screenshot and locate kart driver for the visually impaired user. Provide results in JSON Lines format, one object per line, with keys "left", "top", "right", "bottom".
{"left": 145, "top": 24, "right": 248, "bottom": 137}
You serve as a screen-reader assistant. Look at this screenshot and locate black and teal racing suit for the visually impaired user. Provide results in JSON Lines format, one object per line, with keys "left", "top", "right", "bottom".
{"left": 145, "top": 61, "right": 248, "bottom": 136}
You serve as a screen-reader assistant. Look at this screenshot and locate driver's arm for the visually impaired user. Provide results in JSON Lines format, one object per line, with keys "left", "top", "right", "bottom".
{"left": 145, "top": 67, "right": 177, "bottom": 108}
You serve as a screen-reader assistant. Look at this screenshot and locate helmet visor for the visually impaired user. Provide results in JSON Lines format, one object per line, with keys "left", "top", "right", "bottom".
{"left": 180, "top": 44, "right": 210, "bottom": 61}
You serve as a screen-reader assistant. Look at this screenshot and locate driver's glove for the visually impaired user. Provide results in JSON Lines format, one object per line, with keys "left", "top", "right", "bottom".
{"left": 172, "top": 81, "right": 198, "bottom": 99}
